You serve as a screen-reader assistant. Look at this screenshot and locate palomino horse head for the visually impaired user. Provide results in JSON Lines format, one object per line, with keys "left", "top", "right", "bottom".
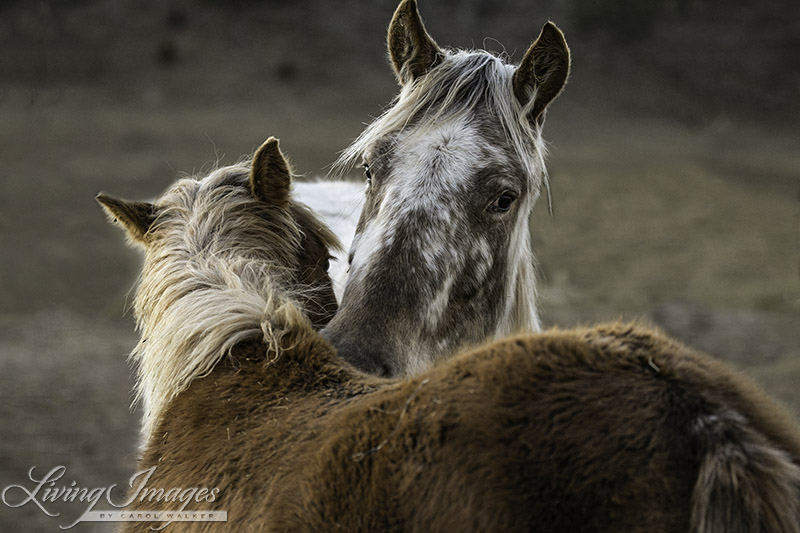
{"left": 98, "top": 138, "right": 340, "bottom": 440}
{"left": 323, "top": 0, "right": 570, "bottom": 376}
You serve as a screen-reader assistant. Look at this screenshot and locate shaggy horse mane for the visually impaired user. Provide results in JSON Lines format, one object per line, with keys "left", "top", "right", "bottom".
{"left": 128, "top": 161, "right": 339, "bottom": 441}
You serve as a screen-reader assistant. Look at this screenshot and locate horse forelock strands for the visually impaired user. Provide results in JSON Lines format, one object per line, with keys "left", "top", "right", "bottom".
{"left": 336, "top": 49, "right": 548, "bottom": 189}
{"left": 505, "top": 223, "right": 542, "bottom": 334}
{"left": 130, "top": 162, "right": 314, "bottom": 442}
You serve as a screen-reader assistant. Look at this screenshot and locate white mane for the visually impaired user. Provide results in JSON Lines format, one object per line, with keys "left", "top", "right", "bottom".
{"left": 131, "top": 164, "right": 307, "bottom": 442}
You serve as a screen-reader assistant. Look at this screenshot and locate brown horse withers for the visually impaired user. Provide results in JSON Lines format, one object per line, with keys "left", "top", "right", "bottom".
{"left": 101, "top": 140, "right": 800, "bottom": 531}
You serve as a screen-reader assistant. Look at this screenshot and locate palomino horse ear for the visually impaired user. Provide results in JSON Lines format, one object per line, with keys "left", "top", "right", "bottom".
{"left": 387, "top": 0, "right": 443, "bottom": 85}
{"left": 96, "top": 194, "right": 157, "bottom": 244}
{"left": 250, "top": 137, "right": 291, "bottom": 208}
{"left": 512, "top": 22, "right": 571, "bottom": 123}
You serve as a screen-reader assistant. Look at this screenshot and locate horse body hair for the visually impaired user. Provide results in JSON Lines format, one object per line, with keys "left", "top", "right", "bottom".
{"left": 122, "top": 320, "right": 800, "bottom": 532}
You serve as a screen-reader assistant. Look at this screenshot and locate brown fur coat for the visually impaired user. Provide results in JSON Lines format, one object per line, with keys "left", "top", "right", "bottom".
{"left": 122, "top": 321, "right": 800, "bottom": 532}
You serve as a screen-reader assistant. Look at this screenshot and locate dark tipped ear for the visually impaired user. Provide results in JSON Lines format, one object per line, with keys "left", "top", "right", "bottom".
{"left": 250, "top": 137, "right": 291, "bottom": 208}
{"left": 96, "top": 194, "right": 157, "bottom": 244}
{"left": 513, "top": 22, "right": 571, "bottom": 123}
{"left": 387, "top": 0, "right": 443, "bottom": 85}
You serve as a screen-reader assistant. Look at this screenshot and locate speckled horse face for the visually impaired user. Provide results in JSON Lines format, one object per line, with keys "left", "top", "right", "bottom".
{"left": 323, "top": 0, "right": 570, "bottom": 376}
{"left": 337, "top": 111, "right": 535, "bottom": 376}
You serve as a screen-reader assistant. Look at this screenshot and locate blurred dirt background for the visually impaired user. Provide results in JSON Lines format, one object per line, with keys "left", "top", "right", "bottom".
{"left": 1, "top": 0, "right": 798, "bottom": 530}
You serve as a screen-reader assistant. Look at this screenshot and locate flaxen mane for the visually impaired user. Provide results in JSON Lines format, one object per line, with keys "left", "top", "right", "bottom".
{"left": 98, "top": 138, "right": 339, "bottom": 442}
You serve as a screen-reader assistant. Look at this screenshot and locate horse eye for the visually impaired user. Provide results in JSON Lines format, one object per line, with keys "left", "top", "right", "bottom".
{"left": 363, "top": 163, "right": 373, "bottom": 185}
{"left": 490, "top": 193, "right": 516, "bottom": 213}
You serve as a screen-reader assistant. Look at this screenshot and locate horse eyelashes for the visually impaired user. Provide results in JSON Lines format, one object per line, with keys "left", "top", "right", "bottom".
{"left": 490, "top": 193, "right": 515, "bottom": 213}
{"left": 363, "top": 163, "right": 373, "bottom": 185}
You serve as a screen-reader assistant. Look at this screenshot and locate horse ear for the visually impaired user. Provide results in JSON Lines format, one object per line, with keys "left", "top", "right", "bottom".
{"left": 387, "top": 0, "right": 443, "bottom": 85}
{"left": 96, "top": 194, "right": 157, "bottom": 244}
{"left": 250, "top": 137, "right": 291, "bottom": 208}
{"left": 513, "top": 22, "right": 570, "bottom": 123}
